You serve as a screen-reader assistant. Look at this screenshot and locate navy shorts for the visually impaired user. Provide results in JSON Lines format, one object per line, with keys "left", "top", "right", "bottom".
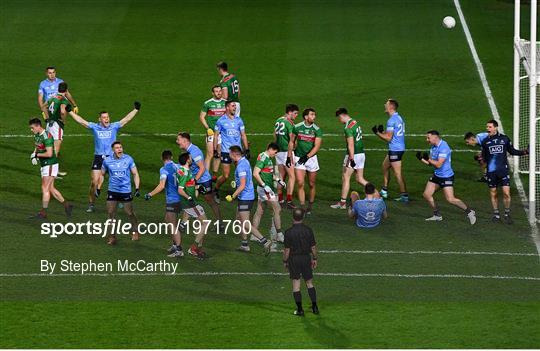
{"left": 197, "top": 179, "right": 213, "bottom": 195}
{"left": 91, "top": 155, "right": 109, "bottom": 170}
{"left": 107, "top": 191, "right": 133, "bottom": 202}
{"left": 388, "top": 150, "right": 405, "bottom": 162}
{"left": 486, "top": 171, "right": 510, "bottom": 188}
{"left": 220, "top": 152, "right": 232, "bottom": 164}
{"left": 165, "top": 201, "right": 182, "bottom": 213}
{"left": 429, "top": 175, "right": 455, "bottom": 188}
{"left": 237, "top": 199, "right": 254, "bottom": 212}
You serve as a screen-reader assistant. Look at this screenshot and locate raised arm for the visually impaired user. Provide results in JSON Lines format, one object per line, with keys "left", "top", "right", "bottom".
{"left": 67, "top": 110, "right": 90, "bottom": 128}
{"left": 119, "top": 101, "right": 140, "bottom": 127}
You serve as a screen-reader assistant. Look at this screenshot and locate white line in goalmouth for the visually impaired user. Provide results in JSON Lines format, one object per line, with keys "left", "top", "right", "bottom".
{"left": 454, "top": 0, "right": 540, "bottom": 258}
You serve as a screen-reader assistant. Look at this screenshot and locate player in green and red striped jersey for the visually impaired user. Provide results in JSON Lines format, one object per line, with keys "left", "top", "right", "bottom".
{"left": 287, "top": 108, "right": 323, "bottom": 215}
{"left": 199, "top": 85, "right": 226, "bottom": 176}
{"left": 331, "top": 107, "right": 369, "bottom": 209}
{"left": 217, "top": 61, "right": 240, "bottom": 117}
{"left": 252, "top": 143, "right": 285, "bottom": 251}
{"left": 273, "top": 104, "right": 299, "bottom": 209}
{"left": 28, "top": 118, "right": 72, "bottom": 219}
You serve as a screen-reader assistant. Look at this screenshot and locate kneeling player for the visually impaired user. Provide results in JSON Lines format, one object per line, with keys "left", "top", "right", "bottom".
{"left": 252, "top": 143, "right": 285, "bottom": 249}
{"left": 177, "top": 152, "right": 210, "bottom": 259}
{"left": 144, "top": 150, "right": 183, "bottom": 257}
{"left": 226, "top": 146, "right": 272, "bottom": 254}
{"left": 417, "top": 130, "right": 476, "bottom": 224}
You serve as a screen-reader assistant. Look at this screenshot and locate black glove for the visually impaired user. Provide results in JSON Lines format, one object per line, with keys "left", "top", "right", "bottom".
{"left": 245, "top": 149, "right": 251, "bottom": 160}
{"left": 522, "top": 145, "right": 529, "bottom": 155}
{"left": 134, "top": 188, "right": 141, "bottom": 197}
{"left": 349, "top": 157, "right": 356, "bottom": 168}
{"left": 285, "top": 156, "right": 291, "bottom": 168}
{"left": 197, "top": 185, "right": 208, "bottom": 195}
{"left": 187, "top": 196, "right": 197, "bottom": 207}
{"left": 144, "top": 193, "right": 152, "bottom": 201}
{"left": 415, "top": 151, "right": 423, "bottom": 161}
{"left": 422, "top": 152, "right": 430, "bottom": 161}
{"left": 371, "top": 125, "right": 378, "bottom": 134}
{"left": 377, "top": 124, "right": 385, "bottom": 133}
{"left": 213, "top": 150, "right": 220, "bottom": 159}
{"left": 298, "top": 155, "right": 309, "bottom": 165}
{"left": 65, "top": 105, "right": 72, "bottom": 113}
{"left": 134, "top": 101, "right": 141, "bottom": 110}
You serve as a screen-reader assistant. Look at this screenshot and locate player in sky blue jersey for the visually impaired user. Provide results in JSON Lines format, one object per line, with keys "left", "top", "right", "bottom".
{"left": 417, "top": 130, "right": 476, "bottom": 224}
{"left": 144, "top": 150, "right": 184, "bottom": 258}
{"left": 464, "top": 131, "right": 490, "bottom": 183}
{"left": 348, "top": 183, "right": 387, "bottom": 229}
{"left": 213, "top": 101, "right": 250, "bottom": 201}
{"left": 225, "top": 146, "right": 272, "bottom": 254}
{"left": 372, "top": 99, "right": 409, "bottom": 202}
{"left": 67, "top": 102, "right": 140, "bottom": 212}
{"left": 480, "top": 120, "right": 528, "bottom": 224}
{"left": 101, "top": 141, "right": 141, "bottom": 245}
{"left": 176, "top": 132, "right": 223, "bottom": 226}
{"left": 37, "top": 66, "right": 78, "bottom": 114}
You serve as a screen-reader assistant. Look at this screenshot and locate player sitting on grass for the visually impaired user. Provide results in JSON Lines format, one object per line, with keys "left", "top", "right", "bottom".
{"left": 101, "top": 141, "right": 141, "bottom": 245}
{"left": 348, "top": 183, "right": 386, "bottom": 229}
{"left": 176, "top": 152, "right": 210, "bottom": 259}
{"left": 274, "top": 103, "right": 299, "bottom": 209}
{"left": 252, "top": 142, "right": 285, "bottom": 251}
{"left": 67, "top": 102, "right": 140, "bottom": 213}
{"left": 480, "top": 120, "right": 529, "bottom": 224}
{"left": 213, "top": 101, "right": 250, "bottom": 202}
{"left": 226, "top": 146, "right": 272, "bottom": 254}
{"left": 28, "top": 118, "right": 73, "bottom": 219}
{"left": 372, "top": 98, "right": 409, "bottom": 202}
{"left": 464, "top": 131, "right": 489, "bottom": 182}
{"left": 417, "top": 130, "right": 476, "bottom": 224}
{"left": 331, "top": 107, "right": 369, "bottom": 209}
{"left": 199, "top": 85, "right": 226, "bottom": 177}
{"left": 287, "top": 108, "right": 323, "bottom": 215}
{"left": 144, "top": 150, "right": 184, "bottom": 258}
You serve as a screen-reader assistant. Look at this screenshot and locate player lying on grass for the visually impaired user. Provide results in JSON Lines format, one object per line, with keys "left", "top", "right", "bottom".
{"left": 331, "top": 107, "right": 369, "bottom": 209}
{"left": 252, "top": 142, "right": 285, "bottom": 251}
{"left": 28, "top": 118, "right": 73, "bottom": 219}
{"left": 273, "top": 103, "right": 299, "bottom": 209}
{"left": 217, "top": 61, "right": 240, "bottom": 116}
{"left": 176, "top": 152, "right": 210, "bottom": 259}
{"left": 226, "top": 145, "right": 272, "bottom": 254}
{"left": 213, "top": 101, "right": 250, "bottom": 202}
{"left": 67, "top": 102, "right": 140, "bottom": 213}
{"left": 372, "top": 98, "right": 409, "bottom": 202}
{"left": 480, "top": 119, "right": 529, "bottom": 224}
{"left": 101, "top": 141, "right": 141, "bottom": 245}
{"left": 417, "top": 130, "right": 476, "bottom": 224}
{"left": 199, "top": 85, "right": 225, "bottom": 177}
{"left": 348, "top": 183, "right": 386, "bottom": 229}
{"left": 144, "top": 150, "right": 184, "bottom": 258}
{"left": 287, "top": 108, "right": 323, "bottom": 215}
{"left": 464, "top": 131, "right": 489, "bottom": 183}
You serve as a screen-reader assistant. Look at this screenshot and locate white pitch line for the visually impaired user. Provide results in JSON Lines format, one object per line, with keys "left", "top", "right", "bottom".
{"left": 324, "top": 147, "right": 475, "bottom": 153}
{"left": 318, "top": 249, "right": 538, "bottom": 257}
{"left": 0, "top": 271, "right": 539, "bottom": 281}
{"left": 454, "top": 0, "right": 540, "bottom": 258}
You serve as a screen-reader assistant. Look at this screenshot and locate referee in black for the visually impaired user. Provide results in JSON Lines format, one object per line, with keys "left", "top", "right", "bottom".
{"left": 283, "top": 208, "right": 319, "bottom": 316}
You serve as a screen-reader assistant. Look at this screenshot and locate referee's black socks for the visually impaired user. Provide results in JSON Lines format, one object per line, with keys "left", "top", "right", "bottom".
{"left": 293, "top": 291, "right": 303, "bottom": 311}
{"left": 307, "top": 287, "right": 317, "bottom": 306}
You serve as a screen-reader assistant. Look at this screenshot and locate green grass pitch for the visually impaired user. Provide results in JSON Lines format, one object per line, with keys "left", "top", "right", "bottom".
{"left": 1, "top": 0, "right": 539, "bottom": 348}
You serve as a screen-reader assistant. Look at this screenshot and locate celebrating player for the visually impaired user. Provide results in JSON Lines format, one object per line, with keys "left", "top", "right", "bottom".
{"left": 274, "top": 103, "right": 299, "bottom": 208}
{"left": 372, "top": 99, "right": 409, "bottom": 202}
{"left": 252, "top": 143, "right": 285, "bottom": 249}
{"left": 67, "top": 102, "right": 140, "bottom": 212}
{"left": 480, "top": 120, "right": 528, "bottom": 224}
{"left": 226, "top": 146, "right": 272, "bottom": 254}
{"left": 464, "top": 131, "right": 489, "bottom": 182}
{"left": 37, "top": 66, "right": 78, "bottom": 114}
{"left": 199, "top": 85, "right": 226, "bottom": 176}
{"left": 217, "top": 61, "right": 240, "bottom": 116}
{"left": 144, "top": 150, "right": 184, "bottom": 258}
{"left": 28, "top": 118, "right": 72, "bottom": 219}
{"left": 331, "top": 107, "right": 368, "bottom": 209}
{"left": 213, "top": 101, "right": 250, "bottom": 200}
{"left": 101, "top": 141, "right": 141, "bottom": 245}
{"left": 176, "top": 132, "right": 223, "bottom": 227}
{"left": 417, "top": 130, "right": 477, "bottom": 224}
{"left": 348, "top": 184, "right": 387, "bottom": 229}
{"left": 287, "top": 108, "right": 323, "bottom": 215}
{"left": 176, "top": 153, "right": 210, "bottom": 259}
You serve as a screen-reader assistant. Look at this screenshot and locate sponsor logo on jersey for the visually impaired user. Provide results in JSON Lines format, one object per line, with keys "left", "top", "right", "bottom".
{"left": 489, "top": 145, "right": 504, "bottom": 154}
{"left": 97, "top": 130, "right": 113, "bottom": 138}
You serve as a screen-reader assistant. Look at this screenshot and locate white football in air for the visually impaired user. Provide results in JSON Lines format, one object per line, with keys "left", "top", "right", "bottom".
{"left": 443, "top": 16, "right": 456, "bottom": 29}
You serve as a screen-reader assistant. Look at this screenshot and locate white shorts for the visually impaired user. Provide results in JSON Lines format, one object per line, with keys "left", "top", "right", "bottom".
{"left": 183, "top": 205, "right": 206, "bottom": 218}
{"left": 45, "top": 121, "right": 63, "bottom": 141}
{"left": 205, "top": 133, "right": 221, "bottom": 145}
{"left": 233, "top": 102, "right": 241, "bottom": 117}
{"left": 276, "top": 151, "right": 288, "bottom": 166}
{"left": 257, "top": 186, "right": 278, "bottom": 202}
{"left": 41, "top": 163, "right": 59, "bottom": 178}
{"left": 294, "top": 155, "right": 320, "bottom": 172}
{"left": 342, "top": 153, "right": 365, "bottom": 170}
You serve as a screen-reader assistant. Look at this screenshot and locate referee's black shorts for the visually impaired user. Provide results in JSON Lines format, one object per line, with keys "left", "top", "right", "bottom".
{"left": 288, "top": 255, "right": 313, "bottom": 280}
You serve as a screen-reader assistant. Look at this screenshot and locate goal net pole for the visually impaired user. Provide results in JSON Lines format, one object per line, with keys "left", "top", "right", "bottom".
{"left": 513, "top": 0, "right": 520, "bottom": 172}
{"left": 528, "top": 0, "right": 537, "bottom": 224}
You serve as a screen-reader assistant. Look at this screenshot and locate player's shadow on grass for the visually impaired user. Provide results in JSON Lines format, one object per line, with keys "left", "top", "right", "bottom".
{"left": 301, "top": 317, "right": 351, "bottom": 348}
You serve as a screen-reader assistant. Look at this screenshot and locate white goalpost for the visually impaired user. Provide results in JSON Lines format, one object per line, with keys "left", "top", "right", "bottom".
{"left": 513, "top": 0, "right": 539, "bottom": 224}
